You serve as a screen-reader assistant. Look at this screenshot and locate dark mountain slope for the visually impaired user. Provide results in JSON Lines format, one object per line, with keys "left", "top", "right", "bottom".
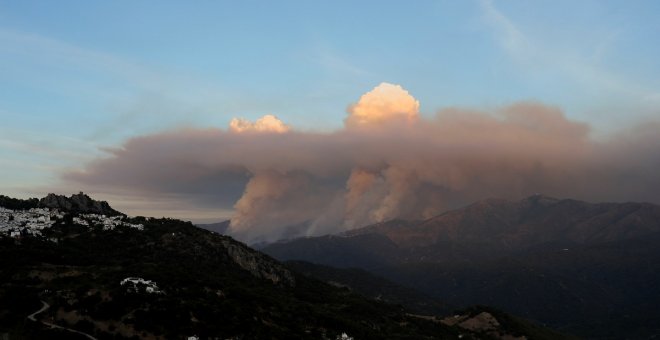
{"left": 259, "top": 233, "right": 401, "bottom": 270}
{"left": 385, "top": 233, "right": 660, "bottom": 338}
{"left": 262, "top": 195, "right": 660, "bottom": 339}
{"left": 286, "top": 261, "right": 450, "bottom": 316}
{"left": 0, "top": 194, "right": 570, "bottom": 339}
{"left": 345, "top": 195, "right": 660, "bottom": 251}
{"left": 1, "top": 219, "right": 454, "bottom": 339}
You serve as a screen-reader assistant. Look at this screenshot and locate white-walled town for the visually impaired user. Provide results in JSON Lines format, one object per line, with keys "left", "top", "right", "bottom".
{"left": 0, "top": 206, "right": 143, "bottom": 238}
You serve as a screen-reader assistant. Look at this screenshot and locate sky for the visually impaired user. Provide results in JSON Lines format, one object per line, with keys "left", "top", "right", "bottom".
{"left": 1, "top": 1, "right": 660, "bottom": 241}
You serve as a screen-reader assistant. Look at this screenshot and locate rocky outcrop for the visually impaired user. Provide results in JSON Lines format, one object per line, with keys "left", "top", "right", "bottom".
{"left": 220, "top": 238, "right": 295, "bottom": 287}
{"left": 39, "top": 192, "right": 121, "bottom": 216}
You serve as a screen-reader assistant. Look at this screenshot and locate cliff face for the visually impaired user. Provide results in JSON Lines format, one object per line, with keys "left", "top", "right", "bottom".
{"left": 39, "top": 192, "right": 121, "bottom": 216}
{"left": 220, "top": 237, "right": 295, "bottom": 286}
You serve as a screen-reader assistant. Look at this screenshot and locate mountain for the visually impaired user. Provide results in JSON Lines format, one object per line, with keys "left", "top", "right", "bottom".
{"left": 261, "top": 195, "right": 660, "bottom": 339}
{"left": 345, "top": 194, "right": 660, "bottom": 254}
{"left": 0, "top": 193, "right": 568, "bottom": 339}
{"left": 39, "top": 192, "right": 122, "bottom": 216}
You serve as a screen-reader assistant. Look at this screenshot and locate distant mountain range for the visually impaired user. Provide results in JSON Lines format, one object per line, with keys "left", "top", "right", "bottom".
{"left": 0, "top": 193, "right": 569, "bottom": 339}
{"left": 345, "top": 194, "right": 660, "bottom": 249}
{"left": 261, "top": 195, "right": 660, "bottom": 339}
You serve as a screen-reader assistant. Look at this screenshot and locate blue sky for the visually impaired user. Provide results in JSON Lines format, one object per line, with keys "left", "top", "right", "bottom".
{"left": 1, "top": 0, "right": 660, "bottom": 200}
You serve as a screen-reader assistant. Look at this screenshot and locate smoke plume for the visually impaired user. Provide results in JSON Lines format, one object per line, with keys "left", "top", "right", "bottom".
{"left": 63, "top": 83, "right": 660, "bottom": 242}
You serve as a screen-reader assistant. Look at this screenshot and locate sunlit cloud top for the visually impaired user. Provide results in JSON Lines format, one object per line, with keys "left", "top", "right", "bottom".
{"left": 345, "top": 83, "right": 419, "bottom": 128}
{"left": 229, "top": 115, "right": 290, "bottom": 134}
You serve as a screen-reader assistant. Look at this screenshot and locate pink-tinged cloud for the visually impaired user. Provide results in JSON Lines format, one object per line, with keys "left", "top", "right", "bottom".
{"left": 63, "top": 84, "right": 660, "bottom": 243}
{"left": 345, "top": 82, "right": 419, "bottom": 128}
{"left": 229, "top": 114, "right": 290, "bottom": 133}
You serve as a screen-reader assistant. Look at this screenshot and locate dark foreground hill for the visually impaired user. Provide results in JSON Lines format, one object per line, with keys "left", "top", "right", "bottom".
{"left": 262, "top": 195, "right": 660, "bottom": 339}
{"left": 0, "top": 194, "right": 569, "bottom": 339}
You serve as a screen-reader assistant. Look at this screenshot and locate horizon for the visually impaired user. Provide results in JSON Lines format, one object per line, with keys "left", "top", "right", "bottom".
{"left": 2, "top": 1, "right": 660, "bottom": 241}
{"left": 3, "top": 190, "right": 652, "bottom": 224}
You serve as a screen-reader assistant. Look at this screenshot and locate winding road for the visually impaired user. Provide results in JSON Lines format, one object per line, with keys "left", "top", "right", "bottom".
{"left": 27, "top": 300, "right": 98, "bottom": 340}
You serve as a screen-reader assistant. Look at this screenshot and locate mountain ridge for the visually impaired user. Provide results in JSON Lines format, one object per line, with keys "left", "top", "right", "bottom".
{"left": 343, "top": 194, "right": 660, "bottom": 251}
{"left": 261, "top": 195, "right": 660, "bottom": 338}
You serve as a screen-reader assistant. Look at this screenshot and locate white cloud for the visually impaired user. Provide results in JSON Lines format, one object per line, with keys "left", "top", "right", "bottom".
{"left": 345, "top": 83, "right": 419, "bottom": 128}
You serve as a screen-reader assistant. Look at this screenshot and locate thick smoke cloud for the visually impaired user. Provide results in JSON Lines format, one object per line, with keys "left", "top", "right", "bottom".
{"left": 64, "top": 83, "right": 660, "bottom": 243}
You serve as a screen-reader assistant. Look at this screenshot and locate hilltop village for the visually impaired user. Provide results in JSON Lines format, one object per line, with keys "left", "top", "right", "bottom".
{"left": 0, "top": 207, "right": 60, "bottom": 237}
{"left": 0, "top": 195, "right": 144, "bottom": 239}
